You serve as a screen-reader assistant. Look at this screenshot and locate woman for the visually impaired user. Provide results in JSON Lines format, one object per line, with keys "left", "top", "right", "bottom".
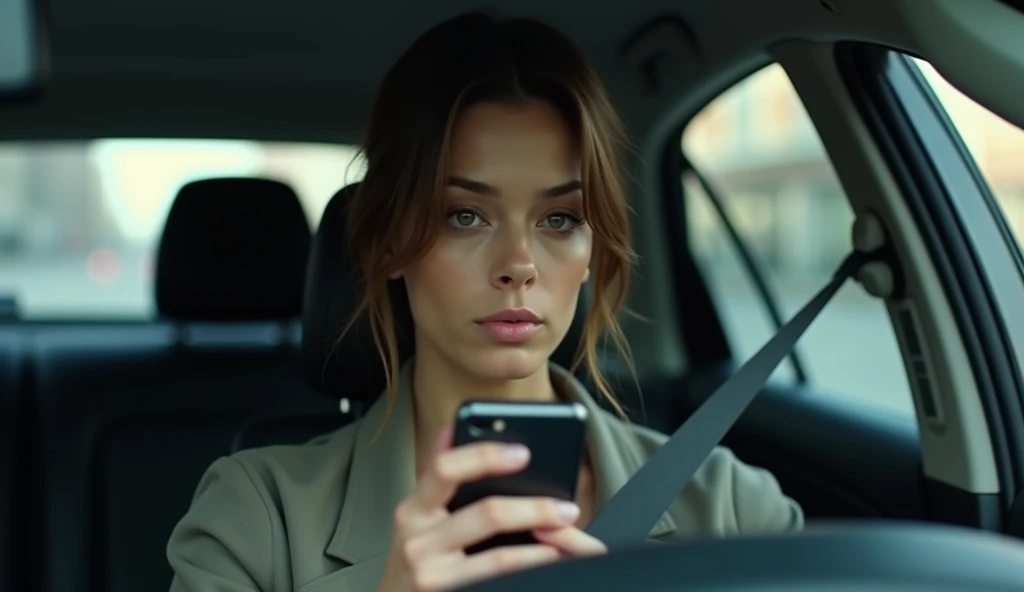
{"left": 167, "top": 12, "right": 803, "bottom": 592}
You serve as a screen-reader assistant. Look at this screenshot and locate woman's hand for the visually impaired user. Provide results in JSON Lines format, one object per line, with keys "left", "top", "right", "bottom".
{"left": 376, "top": 428, "right": 607, "bottom": 592}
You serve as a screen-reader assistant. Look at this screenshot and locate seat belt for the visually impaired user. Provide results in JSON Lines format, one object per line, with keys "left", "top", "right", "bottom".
{"left": 586, "top": 250, "right": 875, "bottom": 548}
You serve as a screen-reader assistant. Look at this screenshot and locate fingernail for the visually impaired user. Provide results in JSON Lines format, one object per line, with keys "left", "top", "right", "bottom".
{"left": 503, "top": 444, "right": 530, "bottom": 462}
{"left": 557, "top": 501, "right": 580, "bottom": 522}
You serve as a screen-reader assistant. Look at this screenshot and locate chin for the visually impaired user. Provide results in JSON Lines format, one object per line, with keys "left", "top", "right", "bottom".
{"left": 463, "top": 347, "right": 550, "bottom": 381}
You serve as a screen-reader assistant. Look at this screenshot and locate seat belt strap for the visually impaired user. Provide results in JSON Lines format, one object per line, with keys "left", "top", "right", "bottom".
{"left": 586, "top": 251, "right": 873, "bottom": 548}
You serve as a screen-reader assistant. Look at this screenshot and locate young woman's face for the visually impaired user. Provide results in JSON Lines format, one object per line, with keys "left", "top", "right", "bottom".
{"left": 396, "top": 100, "right": 592, "bottom": 381}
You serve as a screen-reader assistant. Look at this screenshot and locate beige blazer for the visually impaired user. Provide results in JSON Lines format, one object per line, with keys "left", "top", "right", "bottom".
{"left": 167, "top": 361, "right": 803, "bottom": 592}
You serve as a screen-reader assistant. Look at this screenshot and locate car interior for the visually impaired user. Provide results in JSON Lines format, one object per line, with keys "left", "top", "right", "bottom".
{"left": 2, "top": 0, "right": 1024, "bottom": 591}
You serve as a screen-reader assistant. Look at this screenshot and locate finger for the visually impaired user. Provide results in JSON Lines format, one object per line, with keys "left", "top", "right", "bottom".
{"left": 413, "top": 441, "right": 531, "bottom": 510}
{"left": 430, "top": 497, "right": 580, "bottom": 552}
{"left": 434, "top": 426, "right": 453, "bottom": 454}
{"left": 418, "top": 544, "right": 561, "bottom": 591}
{"left": 532, "top": 527, "right": 608, "bottom": 557}
{"left": 390, "top": 428, "right": 456, "bottom": 537}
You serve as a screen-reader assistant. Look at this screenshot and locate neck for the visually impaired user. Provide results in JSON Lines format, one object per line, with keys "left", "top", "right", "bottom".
{"left": 410, "top": 348, "right": 558, "bottom": 467}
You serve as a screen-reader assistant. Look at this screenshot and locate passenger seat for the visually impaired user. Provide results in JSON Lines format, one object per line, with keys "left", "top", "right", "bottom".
{"left": 33, "top": 178, "right": 338, "bottom": 592}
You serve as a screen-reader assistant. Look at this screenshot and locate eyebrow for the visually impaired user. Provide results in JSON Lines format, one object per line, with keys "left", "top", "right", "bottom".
{"left": 446, "top": 176, "right": 582, "bottom": 198}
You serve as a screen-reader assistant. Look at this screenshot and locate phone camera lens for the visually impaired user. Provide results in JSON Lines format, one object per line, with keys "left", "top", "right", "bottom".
{"left": 468, "top": 418, "right": 488, "bottom": 438}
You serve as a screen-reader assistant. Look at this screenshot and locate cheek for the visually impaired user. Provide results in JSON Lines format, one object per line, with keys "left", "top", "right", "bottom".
{"left": 543, "top": 232, "right": 591, "bottom": 337}
{"left": 542, "top": 228, "right": 592, "bottom": 284}
{"left": 402, "top": 240, "right": 480, "bottom": 310}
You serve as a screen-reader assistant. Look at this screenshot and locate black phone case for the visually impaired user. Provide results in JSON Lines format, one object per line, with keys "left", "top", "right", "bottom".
{"left": 447, "top": 400, "right": 588, "bottom": 555}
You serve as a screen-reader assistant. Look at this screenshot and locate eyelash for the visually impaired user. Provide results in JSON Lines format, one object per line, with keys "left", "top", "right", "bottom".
{"left": 445, "top": 207, "right": 585, "bottom": 234}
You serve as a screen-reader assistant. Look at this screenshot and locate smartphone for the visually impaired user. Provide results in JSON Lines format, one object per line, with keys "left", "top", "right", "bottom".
{"left": 447, "top": 400, "right": 589, "bottom": 554}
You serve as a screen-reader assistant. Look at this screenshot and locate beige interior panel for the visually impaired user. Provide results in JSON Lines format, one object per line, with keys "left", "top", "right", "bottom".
{"left": 772, "top": 40, "right": 1001, "bottom": 494}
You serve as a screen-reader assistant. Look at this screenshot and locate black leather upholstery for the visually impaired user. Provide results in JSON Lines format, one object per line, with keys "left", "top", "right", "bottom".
{"left": 302, "top": 183, "right": 588, "bottom": 401}
{"left": 232, "top": 412, "right": 352, "bottom": 451}
{"left": 301, "top": 184, "right": 412, "bottom": 400}
{"left": 35, "top": 328, "right": 335, "bottom": 592}
{"left": 0, "top": 332, "right": 23, "bottom": 592}
{"left": 33, "top": 178, "right": 337, "bottom": 592}
{"left": 156, "top": 177, "right": 311, "bottom": 320}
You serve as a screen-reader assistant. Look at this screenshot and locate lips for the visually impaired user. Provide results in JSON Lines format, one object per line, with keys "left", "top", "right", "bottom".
{"left": 476, "top": 309, "right": 543, "bottom": 324}
{"left": 475, "top": 309, "right": 543, "bottom": 344}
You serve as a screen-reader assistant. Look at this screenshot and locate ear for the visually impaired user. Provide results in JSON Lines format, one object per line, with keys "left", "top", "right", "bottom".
{"left": 386, "top": 257, "right": 404, "bottom": 280}
{"left": 582, "top": 267, "right": 590, "bottom": 283}
{"left": 383, "top": 246, "right": 404, "bottom": 280}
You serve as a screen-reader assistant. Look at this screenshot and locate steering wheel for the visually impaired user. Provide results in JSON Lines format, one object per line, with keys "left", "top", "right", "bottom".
{"left": 458, "top": 522, "right": 1024, "bottom": 591}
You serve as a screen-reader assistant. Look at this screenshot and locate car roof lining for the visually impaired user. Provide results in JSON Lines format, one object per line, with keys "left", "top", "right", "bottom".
{"left": 0, "top": 0, "right": 1020, "bottom": 146}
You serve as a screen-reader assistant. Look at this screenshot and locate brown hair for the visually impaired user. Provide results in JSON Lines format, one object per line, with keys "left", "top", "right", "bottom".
{"left": 342, "top": 12, "right": 637, "bottom": 420}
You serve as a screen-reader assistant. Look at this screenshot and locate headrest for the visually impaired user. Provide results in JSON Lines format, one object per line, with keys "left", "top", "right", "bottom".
{"left": 156, "top": 178, "right": 312, "bottom": 321}
{"left": 303, "top": 184, "right": 588, "bottom": 400}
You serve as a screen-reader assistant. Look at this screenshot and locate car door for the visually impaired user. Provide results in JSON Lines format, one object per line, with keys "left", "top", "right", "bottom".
{"left": 655, "top": 39, "right": 1024, "bottom": 534}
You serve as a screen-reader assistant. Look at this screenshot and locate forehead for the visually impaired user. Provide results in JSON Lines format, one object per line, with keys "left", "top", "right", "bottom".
{"left": 447, "top": 100, "right": 579, "bottom": 176}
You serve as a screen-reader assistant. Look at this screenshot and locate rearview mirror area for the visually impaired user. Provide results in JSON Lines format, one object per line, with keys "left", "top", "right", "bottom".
{"left": 0, "top": 0, "right": 47, "bottom": 99}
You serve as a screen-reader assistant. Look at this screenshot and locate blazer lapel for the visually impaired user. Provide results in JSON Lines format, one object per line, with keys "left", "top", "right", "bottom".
{"left": 550, "top": 364, "right": 676, "bottom": 539}
{"left": 297, "top": 555, "right": 388, "bottom": 592}
{"left": 326, "top": 361, "right": 418, "bottom": 566}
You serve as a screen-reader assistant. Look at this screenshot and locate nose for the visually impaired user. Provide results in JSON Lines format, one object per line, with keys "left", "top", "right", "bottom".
{"left": 491, "top": 231, "right": 538, "bottom": 290}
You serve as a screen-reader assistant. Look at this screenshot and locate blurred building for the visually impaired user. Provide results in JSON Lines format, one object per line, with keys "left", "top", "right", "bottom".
{"left": 684, "top": 62, "right": 1024, "bottom": 280}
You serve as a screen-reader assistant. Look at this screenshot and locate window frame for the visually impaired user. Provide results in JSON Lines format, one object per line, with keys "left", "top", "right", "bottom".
{"left": 658, "top": 101, "right": 733, "bottom": 374}
{"left": 663, "top": 61, "right": 835, "bottom": 382}
{"left": 678, "top": 155, "right": 809, "bottom": 384}
{"left": 908, "top": 60, "right": 1024, "bottom": 279}
{"left": 836, "top": 42, "right": 1024, "bottom": 526}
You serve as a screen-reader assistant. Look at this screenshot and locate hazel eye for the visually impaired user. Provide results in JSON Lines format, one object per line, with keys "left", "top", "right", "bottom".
{"left": 453, "top": 211, "right": 478, "bottom": 227}
{"left": 446, "top": 207, "right": 486, "bottom": 230}
{"left": 546, "top": 214, "right": 569, "bottom": 230}
{"left": 540, "top": 211, "right": 584, "bottom": 233}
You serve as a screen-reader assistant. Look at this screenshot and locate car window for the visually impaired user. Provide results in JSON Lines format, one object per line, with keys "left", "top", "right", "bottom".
{"left": 912, "top": 58, "right": 1024, "bottom": 254}
{"left": 0, "top": 139, "right": 365, "bottom": 319}
{"left": 681, "top": 63, "right": 914, "bottom": 416}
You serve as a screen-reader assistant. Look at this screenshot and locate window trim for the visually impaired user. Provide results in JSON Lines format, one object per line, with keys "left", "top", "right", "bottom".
{"left": 679, "top": 156, "right": 809, "bottom": 384}
{"left": 837, "top": 42, "right": 1024, "bottom": 523}
{"left": 906, "top": 59, "right": 1024, "bottom": 279}
{"left": 658, "top": 125, "right": 732, "bottom": 371}
{"left": 892, "top": 51, "right": 1024, "bottom": 500}
{"left": 665, "top": 62, "right": 842, "bottom": 382}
